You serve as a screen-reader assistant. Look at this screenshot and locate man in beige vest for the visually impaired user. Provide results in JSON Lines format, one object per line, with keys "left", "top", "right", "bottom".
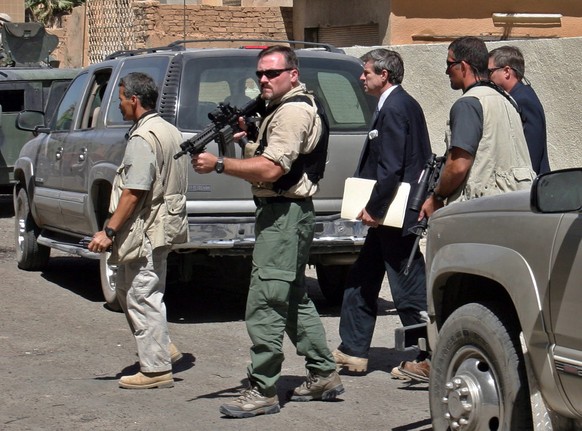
{"left": 420, "top": 36, "right": 535, "bottom": 221}
{"left": 89, "top": 72, "right": 188, "bottom": 389}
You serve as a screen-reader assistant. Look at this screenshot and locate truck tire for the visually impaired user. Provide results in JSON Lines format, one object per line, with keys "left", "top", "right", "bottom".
{"left": 315, "top": 263, "right": 351, "bottom": 305}
{"left": 429, "top": 302, "right": 533, "bottom": 431}
{"left": 14, "top": 187, "right": 50, "bottom": 270}
{"left": 99, "top": 252, "right": 121, "bottom": 311}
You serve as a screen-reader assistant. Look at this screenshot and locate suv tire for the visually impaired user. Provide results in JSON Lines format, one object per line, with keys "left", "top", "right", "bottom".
{"left": 14, "top": 187, "right": 50, "bottom": 271}
{"left": 99, "top": 252, "right": 121, "bottom": 311}
{"left": 429, "top": 302, "right": 533, "bottom": 431}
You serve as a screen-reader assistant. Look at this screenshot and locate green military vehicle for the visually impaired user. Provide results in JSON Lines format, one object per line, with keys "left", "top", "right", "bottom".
{"left": 0, "top": 22, "right": 77, "bottom": 195}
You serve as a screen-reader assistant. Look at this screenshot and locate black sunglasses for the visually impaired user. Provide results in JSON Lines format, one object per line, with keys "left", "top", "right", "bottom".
{"left": 255, "top": 68, "right": 293, "bottom": 80}
{"left": 488, "top": 67, "right": 504, "bottom": 76}
{"left": 446, "top": 60, "right": 462, "bottom": 72}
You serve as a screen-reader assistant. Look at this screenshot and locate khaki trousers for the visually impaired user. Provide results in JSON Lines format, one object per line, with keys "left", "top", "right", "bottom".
{"left": 116, "top": 239, "right": 171, "bottom": 373}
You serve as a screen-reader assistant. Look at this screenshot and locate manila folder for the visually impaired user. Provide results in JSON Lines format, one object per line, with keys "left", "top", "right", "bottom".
{"left": 340, "top": 177, "right": 410, "bottom": 228}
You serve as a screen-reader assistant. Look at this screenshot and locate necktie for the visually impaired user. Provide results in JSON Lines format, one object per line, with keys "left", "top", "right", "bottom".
{"left": 372, "top": 107, "right": 379, "bottom": 123}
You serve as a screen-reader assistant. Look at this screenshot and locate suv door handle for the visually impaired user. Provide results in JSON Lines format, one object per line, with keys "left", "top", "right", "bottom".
{"left": 56, "top": 146, "right": 64, "bottom": 160}
{"left": 78, "top": 147, "right": 88, "bottom": 162}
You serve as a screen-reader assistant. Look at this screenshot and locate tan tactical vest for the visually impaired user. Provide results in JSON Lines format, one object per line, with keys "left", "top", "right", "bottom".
{"left": 109, "top": 113, "right": 188, "bottom": 264}
{"left": 448, "top": 85, "right": 536, "bottom": 203}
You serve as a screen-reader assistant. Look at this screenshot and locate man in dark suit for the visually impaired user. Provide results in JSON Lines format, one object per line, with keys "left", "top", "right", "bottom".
{"left": 488, "top": 45, "right": 550, "bottom": 174}
{"left": 333, "top": 49, "right": 433, "bottom": 382}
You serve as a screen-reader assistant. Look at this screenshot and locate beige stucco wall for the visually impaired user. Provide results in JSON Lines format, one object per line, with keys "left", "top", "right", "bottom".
{"left": 297, "top": 0, "right": 582, "bottom": 46}
{"left": 344, "top": 38, "right": 582, "bottom": 170}
{"left": 293, "top": 0, "right": 389, "bottom": 43}
{"left": 389, "top": 0, "right": 582, "bottom": 44}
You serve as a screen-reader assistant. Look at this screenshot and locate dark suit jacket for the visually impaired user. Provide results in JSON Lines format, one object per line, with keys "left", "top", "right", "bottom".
{"left": 511, "top": 81, "right": 550, "bottom": 174}
{"left": 355, "top": 85, "right": 432, "bottom": 235}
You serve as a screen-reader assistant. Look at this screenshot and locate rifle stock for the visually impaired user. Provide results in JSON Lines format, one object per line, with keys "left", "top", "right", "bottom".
{"left": 173, "top": 95, "right": 264, "bottom": 160}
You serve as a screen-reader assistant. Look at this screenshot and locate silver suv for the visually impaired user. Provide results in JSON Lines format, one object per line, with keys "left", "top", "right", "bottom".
{"left": 424, "top": 168, "right": 582, "bottom": 430}
{"left": 13, "top": 41, "right": 374, "bottom": 306}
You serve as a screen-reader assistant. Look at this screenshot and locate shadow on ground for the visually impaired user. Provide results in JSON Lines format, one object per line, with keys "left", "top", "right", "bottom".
{"left": 33, "top": 251, "right": 396, "bottom": 325}
{"left": 0, "top": 195, "right": 14, "bottom": 218}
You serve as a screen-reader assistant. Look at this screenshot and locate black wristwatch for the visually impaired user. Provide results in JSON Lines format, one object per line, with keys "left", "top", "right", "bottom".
{"left": 433, "top": 192, "right": 447, "bottom": 202}
{"left": 104, "top": 226, "right": 117, "bottom": 240}
{"left": 214, "top": 157, "right": 225, "bottom": 174}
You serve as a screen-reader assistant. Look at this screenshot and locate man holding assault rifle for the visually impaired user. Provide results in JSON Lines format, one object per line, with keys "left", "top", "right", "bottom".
{"left": 191, "top": 45, "right": 344, "bottom": 419}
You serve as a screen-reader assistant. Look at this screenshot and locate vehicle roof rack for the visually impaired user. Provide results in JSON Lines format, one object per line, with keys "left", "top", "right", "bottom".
{"left": 105, "top": 39, "right": 343, "bottom": 59}
{"left": 105, "top": 43, "right": 185, "bottom": 60}
{"left": 167, "top": 39, "right": 343, "bottom": 53}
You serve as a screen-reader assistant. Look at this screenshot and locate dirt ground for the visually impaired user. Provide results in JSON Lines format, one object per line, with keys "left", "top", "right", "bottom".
{"left": 0, "top": 205, "right": 432, "bottom": 431}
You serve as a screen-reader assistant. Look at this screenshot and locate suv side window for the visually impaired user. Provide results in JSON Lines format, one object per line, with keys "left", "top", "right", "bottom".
{"left": 298, "top": 57, "right": 373, "bottom": 132}
{"left": 179, "top": 56, "right": 260, "bottom": 131}
{"left": 106, "top": 57, "right": 170, "bottom": 126}
{"left": 53, "top": 72, "right": 89, "bottom": 132}
{"left": 45, "top": 80, "right": 72, "bottom": 125}
{"left": 318, "top": 71, "right": 366, "bottom": 127}
{"left": 79, "top": 69, "right": 112, "bottom": 129}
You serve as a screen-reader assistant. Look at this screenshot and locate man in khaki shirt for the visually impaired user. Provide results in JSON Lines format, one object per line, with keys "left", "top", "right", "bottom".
{"left": 192, "top": 45, "right": 343, "bottom": 419}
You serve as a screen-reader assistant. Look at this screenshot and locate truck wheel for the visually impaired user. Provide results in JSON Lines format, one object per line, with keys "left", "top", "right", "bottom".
{"left": 14, "top": 187, "right": 50, "bottom": 270}
{"left": 429, "top": 302, "right": 532, "bottom": 431}
{"left": 315, "top": 263, "right": 351, "bottom": 305}
{"left": 99, "top": 252, "right": 121, "bottom": 311}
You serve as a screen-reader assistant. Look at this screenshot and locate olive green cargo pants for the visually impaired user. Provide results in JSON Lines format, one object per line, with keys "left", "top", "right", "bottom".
{"left": 245, "top": 199, "right": 336, "bottom": 397}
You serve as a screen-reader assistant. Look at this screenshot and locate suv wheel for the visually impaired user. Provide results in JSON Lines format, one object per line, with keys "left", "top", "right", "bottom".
{"left": 429, "top": 302, "right": 532, "bottom": 431}
{"left": 14, "top": 187, "right": 50, "bottom": 270}
{"left": 100, "top": 252, "right": 121, "bottom": 311}
{"left": 315, "top": 263, "right": 351, "bottom": 305}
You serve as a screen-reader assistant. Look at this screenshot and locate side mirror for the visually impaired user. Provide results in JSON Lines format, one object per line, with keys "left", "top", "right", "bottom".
{"left": 16, "top": 110, "right": 49, "bottom": 134}
{"left": 531, "top": 168, "right": 582, "bottom": 213}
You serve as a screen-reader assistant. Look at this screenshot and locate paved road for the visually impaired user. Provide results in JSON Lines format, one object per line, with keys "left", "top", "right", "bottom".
{"left": 0, "top": 210, "right": 432, "bottom": 431}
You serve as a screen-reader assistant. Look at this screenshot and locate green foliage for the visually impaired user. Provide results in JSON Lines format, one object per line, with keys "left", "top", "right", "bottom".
{"left": 25, "top": 0, "right": 85, "bottom": 26}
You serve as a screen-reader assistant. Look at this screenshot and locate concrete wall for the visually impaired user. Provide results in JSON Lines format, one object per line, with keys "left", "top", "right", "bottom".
{"left": 344, "top": 38, "right": 582, "bottom": 170}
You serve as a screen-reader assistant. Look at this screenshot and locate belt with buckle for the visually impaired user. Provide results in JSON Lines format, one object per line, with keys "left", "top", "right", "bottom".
{"left": 253, "top": 196, "right": 309, "bottom": 206}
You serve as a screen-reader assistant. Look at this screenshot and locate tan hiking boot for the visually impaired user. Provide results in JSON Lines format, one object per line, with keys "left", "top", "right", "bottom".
{"left": 118, "top": 371, "right": 174, "bottom": 389}
{"left": 332, "top": 349, "right": 368, "bottom": 373}
{"left": 169, "top": 342, "right": 183, "bottom": 364}
{"left": 219, "top": 387, "right": 280, "bottom": 418}
{"left": 290, "top": 371, "right": 345, "bottom": 401}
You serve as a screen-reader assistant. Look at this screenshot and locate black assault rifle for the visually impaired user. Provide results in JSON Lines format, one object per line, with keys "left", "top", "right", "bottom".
{"left": 404, "top": 153, "right": 446, "bottom": 275}
{"left": 173, "top": 96, "right": 265, "bottom": 160}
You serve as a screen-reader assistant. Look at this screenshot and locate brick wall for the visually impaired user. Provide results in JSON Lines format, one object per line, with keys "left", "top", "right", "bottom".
{"left": 135, "top": 4, "right": 292, "bottom": 48}
{"left": 52, "top": 2, "right": 293, "bottom": 67}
